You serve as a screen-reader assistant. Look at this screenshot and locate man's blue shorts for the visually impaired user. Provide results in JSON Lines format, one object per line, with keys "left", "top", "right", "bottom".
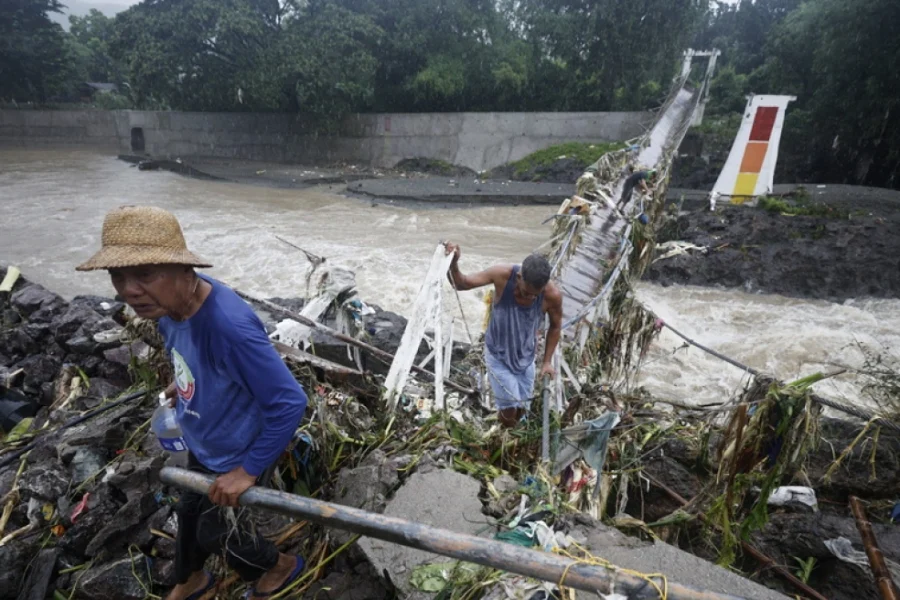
{"left": 485, "top": 350, "right": 535, "bottom": 411}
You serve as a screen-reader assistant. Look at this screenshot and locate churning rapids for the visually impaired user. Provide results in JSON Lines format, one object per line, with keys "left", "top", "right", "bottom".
{"left": 2, "top": 149, "right": 897, "bottom": 411}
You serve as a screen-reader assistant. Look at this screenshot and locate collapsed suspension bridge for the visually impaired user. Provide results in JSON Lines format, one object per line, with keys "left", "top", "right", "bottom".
{"left": 160, "top": 51, "right": 899, "bottom": 600}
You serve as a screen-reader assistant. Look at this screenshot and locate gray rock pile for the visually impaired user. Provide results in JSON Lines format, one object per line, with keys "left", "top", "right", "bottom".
{"left": 0, "top": 267, "right": 418, "bottom": 599}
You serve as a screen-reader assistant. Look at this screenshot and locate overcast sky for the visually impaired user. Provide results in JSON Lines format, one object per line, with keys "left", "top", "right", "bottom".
{"left": 51, "top": 0, "right": 140, "bottom": 28}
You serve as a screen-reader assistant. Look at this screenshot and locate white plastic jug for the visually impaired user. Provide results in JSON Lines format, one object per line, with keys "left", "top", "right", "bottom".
{"left": 150, "top": 392, "right": 189, "bottom": 467}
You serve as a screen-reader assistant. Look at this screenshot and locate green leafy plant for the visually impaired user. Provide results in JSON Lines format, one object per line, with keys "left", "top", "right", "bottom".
{"left": 793, "top": 556, "right": 817, "bottom": 584}
{"left": 509, "top": 142, "right": 627, "bottom": 180}
{"left": 757, "top": 195, "right": 848, "bottom": 219}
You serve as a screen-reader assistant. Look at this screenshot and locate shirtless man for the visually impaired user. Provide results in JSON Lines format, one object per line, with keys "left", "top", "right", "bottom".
{"left": 444, "top": 243, "right": 563, "bottom": 427}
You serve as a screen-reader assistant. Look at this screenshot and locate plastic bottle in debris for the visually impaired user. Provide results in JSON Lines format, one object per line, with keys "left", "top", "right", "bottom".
{"left": 151, "top": 392, "right": 189, "bottom": 467}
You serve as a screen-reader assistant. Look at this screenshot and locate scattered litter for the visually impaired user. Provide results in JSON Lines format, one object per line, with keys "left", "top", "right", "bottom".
{"left": 101, "top": 465, "right": 117, "bottom": 483}
{"left": 26, "top": 498, "right": 43, "bottom": 525}
{"left": 768, "top": 486, "right": 818, "bottom": 510}
{"left": 93, "top": 328, "right": 124, "bottom": 344}
{"left": 825, "top": 537, "right": 900, "bottom": 581}
{"left": 653, "top": 241, "right": 708, "bottom": 263}
{"left": 72, "top": 448, "right": 107, "bottom": 485}
{"left": 154, "top": 491, "right": 177, "bottom": 506}
{"left": 518, "top": 476, "right": 549, "bottom": 500}
{"left": 495, "top": 525, "right": 535, "bottom": 548}
{"left": 0, "top": 266, "right": 21, "bottom": 292}
{"left": 551, "top": 412, "right": 621, "bottom": 494}
{"left": 496, "top": 520, "right": 566, "bottom": 553}
{"left": 70, "top": 493, "right": 91, "bottom": 523}
{"left": 825, "top": 536, "right": 869, "bottom": 569}
{"left": 482, "top": 577, "right": 558, "bottom": 600}
{"left": 891, "top": 501, "right": 900, "bottom": 523}
{"left": 270, "top": 318, "right": 309, "bottom": 348}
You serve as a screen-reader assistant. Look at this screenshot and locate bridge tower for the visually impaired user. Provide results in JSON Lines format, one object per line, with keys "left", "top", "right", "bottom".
{"left": 681, "top": 49, "right": 721, "bottom": 126}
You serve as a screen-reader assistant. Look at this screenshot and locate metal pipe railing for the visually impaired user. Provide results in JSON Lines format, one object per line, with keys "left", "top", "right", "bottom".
{"left": 541, "top": 375, "right": 551, "bottom": 462}
{"left": 160, "top": 467, "right": 747, "bottom": 600}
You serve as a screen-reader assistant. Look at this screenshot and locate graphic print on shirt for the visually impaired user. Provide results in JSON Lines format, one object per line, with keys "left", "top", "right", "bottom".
{"left": 172, "top": 348, "right": 196, "bottom": 402}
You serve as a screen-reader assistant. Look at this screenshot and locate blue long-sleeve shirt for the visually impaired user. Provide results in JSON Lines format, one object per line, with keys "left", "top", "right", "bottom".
{"left": 158, "top": 275, "right": 307, "bottom": 476}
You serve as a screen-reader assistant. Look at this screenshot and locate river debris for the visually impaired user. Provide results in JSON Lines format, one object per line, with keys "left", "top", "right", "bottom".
{"left": 3, "top": 87, "right": 900, "bottom": 600}
{"left": 2, "top": 262, "right": 898, "bottom": 600}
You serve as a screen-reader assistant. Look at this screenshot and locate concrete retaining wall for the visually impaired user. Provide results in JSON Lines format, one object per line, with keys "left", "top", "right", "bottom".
{"left": 0, "top": 110, "right": 121, "bottom": 149}
{"left": 0, "top": 109, "right": 651, "bottom": 172}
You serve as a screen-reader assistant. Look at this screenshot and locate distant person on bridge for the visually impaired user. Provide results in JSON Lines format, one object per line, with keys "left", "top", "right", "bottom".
{"left": 77, "top": 206, "right": 308, "bottom": 600}
{"left": 443, "top": 243, "right": 563, "bottom": 427}
{"left": 618, "top": 168, "right": 657, "bottom": 209}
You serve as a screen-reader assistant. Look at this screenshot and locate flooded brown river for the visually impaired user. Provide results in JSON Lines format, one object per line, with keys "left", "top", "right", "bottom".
{"left": 2, "top": 149, "right": 897, "bottom": 410}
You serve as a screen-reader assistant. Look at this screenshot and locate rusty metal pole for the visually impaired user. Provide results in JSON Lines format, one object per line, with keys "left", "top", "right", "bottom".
{"left": 161, "top": 467, "right": 747, "bottom": 600}
{"left": 849, "top": 496, "right": 899, "bottom": 600}
{"left": 542, "top": 376, "right": 551, "bottom": 463}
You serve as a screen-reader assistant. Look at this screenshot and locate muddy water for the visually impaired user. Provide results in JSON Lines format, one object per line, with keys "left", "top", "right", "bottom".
{"left": 0, "top": 149, "right": 550, "bottom": 316}
{"left": 2, "top": 149, "right": 898, "bottom": 409}
{"left": 635, "top": 285, "right": 900, "bottom": 411}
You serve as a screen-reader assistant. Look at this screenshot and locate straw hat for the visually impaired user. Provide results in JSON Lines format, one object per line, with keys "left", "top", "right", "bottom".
{"left": 76, "top": 206, "right": 212, "bottom": 271}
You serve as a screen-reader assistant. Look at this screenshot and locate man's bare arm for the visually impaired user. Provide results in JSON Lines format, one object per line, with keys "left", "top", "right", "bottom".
{"left": 541, "top": 284, "right": 563, "bottom": 374}
{"left": 444, "top": 242, "right": 509, "bottom": 291}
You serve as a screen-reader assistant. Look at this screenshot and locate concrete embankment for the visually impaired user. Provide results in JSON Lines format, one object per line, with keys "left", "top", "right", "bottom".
{"left": 0, "top": 109, "right": 650, "bottom": 173}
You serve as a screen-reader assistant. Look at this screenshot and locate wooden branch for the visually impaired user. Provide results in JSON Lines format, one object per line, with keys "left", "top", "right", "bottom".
{"left": 849, "top": 496, "right": 899, "bottom": 600}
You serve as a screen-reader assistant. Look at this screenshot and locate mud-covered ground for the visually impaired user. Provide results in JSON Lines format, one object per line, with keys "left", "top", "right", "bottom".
{"left": 646, "top": 189, "right": 900, "bottom": 301}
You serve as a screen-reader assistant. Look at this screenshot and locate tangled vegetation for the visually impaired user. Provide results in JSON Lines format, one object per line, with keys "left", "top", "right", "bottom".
{"left": 757, "top": 195, "right": 850, "bottom": 219}
{"left": 506, "top": 142, "right": 627, "bottom": 181}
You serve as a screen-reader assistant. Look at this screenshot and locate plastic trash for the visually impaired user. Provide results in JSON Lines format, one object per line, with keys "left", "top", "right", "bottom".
{"left": 551, "top": 412, "right": 621, "bottom": 499}
{"left": 0, "top": 266, "right": 20, "bottom": 292}
{"left": 768, "top": 486, "right": 817, "bottom": 509}
{"left": 825, "top": 536, "right": 900, "bottom": 581}
{"left": 150, "top": 392, "right": 189, "bottom": 467}
{"left": 70, "top": 493, "right": 91, "bottom": 523}
{"left": 269, "top": 318, "right": 310, "bottom": 349}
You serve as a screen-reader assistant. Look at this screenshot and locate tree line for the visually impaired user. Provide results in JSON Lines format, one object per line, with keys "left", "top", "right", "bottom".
{"left": 0, "top": 0, "right": 897, "bottom": 188}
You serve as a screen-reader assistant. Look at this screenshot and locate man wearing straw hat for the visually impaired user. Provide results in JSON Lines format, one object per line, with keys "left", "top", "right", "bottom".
{"left": 77, "top": 206, "right": 308, "bottom": 600}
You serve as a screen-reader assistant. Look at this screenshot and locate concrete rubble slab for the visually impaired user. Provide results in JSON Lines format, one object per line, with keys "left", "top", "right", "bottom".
{"left": 358, "top": 468, "right": 485, "bottom": 596}
{"left": 572, "top": 521, "right": 790, "bottom": 600}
